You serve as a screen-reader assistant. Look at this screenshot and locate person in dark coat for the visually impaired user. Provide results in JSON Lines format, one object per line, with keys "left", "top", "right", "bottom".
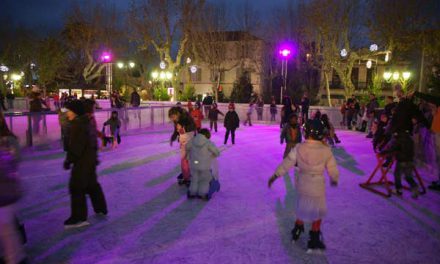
{"left": 0, "top": 90, "right": 7, "bottom": 111}
{"left": 202, "top": 93, "right": 214, "bottom": 118}
{"left": 224, "top": 103, "right": 240, "bottom": 145}
{"left": 29, "top": 93, "right": 48, "bottom": 135}
{"left": 130, "top": 90, "right": 141, "bottom": 107}
{"left": 208, "top": 103, "right": 224, "bottom": 132}
{"left": 301, "top": 94, "right": 310, "bottom": 124}
{"left": 63, "top": 100, "right": 108, "bottom": 229}
{"left": 0, "top": 111, "right": 27, "bottom": 263}
{"left": 384, "top": 96, "right": 397, "bottom": 119}
{"left": 281, "top": 96, "right": 294, "bottom": 128}
{"left": 366, "top": 94, "right": 379, "bottom": 138}
{"left": 380, "top": 132, "right": 419, "bottom": 198}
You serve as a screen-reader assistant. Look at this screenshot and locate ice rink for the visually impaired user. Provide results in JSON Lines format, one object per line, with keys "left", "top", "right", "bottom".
{"left": 17, "top": 123, "right": 440, "bottom": 264}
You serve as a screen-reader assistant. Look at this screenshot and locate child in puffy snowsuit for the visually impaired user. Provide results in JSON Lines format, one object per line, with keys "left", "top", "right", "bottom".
{"left": 185, "top": 128, "right": 220, "bottom": 200}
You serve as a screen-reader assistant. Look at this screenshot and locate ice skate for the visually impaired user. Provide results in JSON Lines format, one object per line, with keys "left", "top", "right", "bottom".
{"left": 64, "top": 218, "right": 90, "bottom": 230}
{"left": 291, "top": 224, "right": 304, "bottom": 242}
{"left": 306, "top": 231, "right": 326, "bottom": 254}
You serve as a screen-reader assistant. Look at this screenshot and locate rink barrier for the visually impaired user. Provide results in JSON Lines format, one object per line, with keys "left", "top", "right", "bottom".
{"left": 2, "top": 105, "right": 174, "bottom": 147}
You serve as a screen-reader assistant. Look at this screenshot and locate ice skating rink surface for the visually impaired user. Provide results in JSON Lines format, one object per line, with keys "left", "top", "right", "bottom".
{"left": 19, "top": 123, "right": 440, "bottom": 264}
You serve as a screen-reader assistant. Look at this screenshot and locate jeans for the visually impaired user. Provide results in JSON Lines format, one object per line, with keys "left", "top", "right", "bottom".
{"left": 210, "top": 120, "right": 218, "bottom": 132}
{"left": 394, "top": 162, "right": 418, "bottom": 191}
{"left": 224, "top": 129, "right": 236, "bottom": 144}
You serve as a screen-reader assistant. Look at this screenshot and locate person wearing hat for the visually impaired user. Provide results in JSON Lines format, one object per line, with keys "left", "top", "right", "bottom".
{"left": 63, "top": 100, "right": 108, "bottom": 229}
{"left": 223, "top": 103, "right": 240, "bottom": 145}
{"left": 268, "top": 119, "right": 339, "bottom": 253}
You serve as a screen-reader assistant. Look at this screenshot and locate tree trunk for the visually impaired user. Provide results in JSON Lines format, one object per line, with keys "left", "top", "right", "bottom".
{"left": 323, "top": 71, "right": 332, "bottom": 107}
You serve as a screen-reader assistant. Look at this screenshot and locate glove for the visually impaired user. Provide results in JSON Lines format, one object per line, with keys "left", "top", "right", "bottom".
{"left": 63, "top": 160, "right": 71, "bottom": 170}
{"left": 330, "top": 180, "right": 338, "bottom": 187}
{"left": 268, "top": 174, "right": 278, "bottom": 188}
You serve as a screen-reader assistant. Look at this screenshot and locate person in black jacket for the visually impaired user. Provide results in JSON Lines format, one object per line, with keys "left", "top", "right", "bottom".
{"left": 208, "top": 103, "right": 224, "bottom": 132}
{"left": 380, "top": 132, "right": 419, "bottom": 198}
{"left": 0, "top": 90, "right": 7, "bottom": 111}
{"left": 63, "top": 100, "right": 108, "bottom": 229}
{"left": 300, "top": 94, "right": 310, "bottom": 124}
{"left": 224, "top": 103, "right": 240, "bottom": 145}
{"left": 384, "top": 96, "right": 397, "bottom": 119}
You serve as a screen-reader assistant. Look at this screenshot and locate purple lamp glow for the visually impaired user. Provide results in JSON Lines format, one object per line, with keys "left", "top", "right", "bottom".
{"left": 101, "top": 52, "right": 112, "bottom": 63}
{"left": 279, "top": 49, "right": 291, "bottom": 58}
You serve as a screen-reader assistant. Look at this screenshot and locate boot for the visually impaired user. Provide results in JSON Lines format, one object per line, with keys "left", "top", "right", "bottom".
{"left": 291, "top": 223, "right": 304, "bottom": 241}
{"left": 307, "top": 231, "right": 326, "bottom": 252}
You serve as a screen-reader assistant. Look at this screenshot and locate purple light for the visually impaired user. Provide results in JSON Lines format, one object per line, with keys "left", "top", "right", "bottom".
{"left": 101, "top": 52, "right": 112, "bottom": 63}
{"left": 279, "top": 49, "right": 291, "bottom": 57}
{"left": 277, "top": 42, "right": 297, "bottom": 60}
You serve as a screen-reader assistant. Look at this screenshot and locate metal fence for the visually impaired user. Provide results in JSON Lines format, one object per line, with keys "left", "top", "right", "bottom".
{"left": 3, "top": 105, "right": 174, "bottom": 147}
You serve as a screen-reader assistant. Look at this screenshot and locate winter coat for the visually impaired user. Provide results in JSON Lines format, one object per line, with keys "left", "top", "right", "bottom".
{"left": 202, "top": 96, "right": 213, "bottom": 106}
{"left": 301, "top": 98, "right": 310, "bottom": 113}
{"left": 104, "top": 117, "right": 121, "bottom": 134}
{"left": 275, "top": 140, "right": 339, "bottom": 197}
{"left": 366, "top": 99, "right": 379, "bottom": 115}
{"left": 66, "top": 115, "right": 98, "bottom": 190}
{"left": 281, "top": 123, "right": 302, "bottom": 144}
{"left": 390, "top": 98, "right": 428, "bottom": 134}
{"left": 130, "top": 92, "right": 141, "bottom": 107}
{"left": 0, "top": 135, "right": 22, "bottom": 207}
{"left": 185, "top": 134, "right": 220, "bottom": 171}
{"left": 29, "top": 98, "right": 45, "bottom": 112}
{"left": 224, "top": 111, "right": 240, "bottom": 130}
{"left": 191, "top": 109, "right": 204, "bottom": 129}
{"left": 384, "top": 102, "right": 397, "bottom": 118}
{"left": 171, "top": 109, "right": 196, "bottom": 143}
{"left": 208, "top": 108, "right": 224, "bottom": 121}
{"left": 373, "top": 121, "right": 390, "bottom": 151}
{"left": 414, "top": 92, "right": 440, "bottom": 133}
{"left": 381, "top": 133, "right": 414, "bottom": 163}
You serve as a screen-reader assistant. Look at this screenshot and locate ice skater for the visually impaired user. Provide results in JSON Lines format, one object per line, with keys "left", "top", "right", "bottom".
{"left": 208, "top": 103, "right": 224, "bottom": 132}
{"left": 169, "top": 107, "right": 196, "bottom": 186}
{"left": 191, "top": 102, "right": 204, "bottom": 132}
{"left": 103, "top": 111, "right": 121, "bottom": 149}
{"left": 185, "top": 128, "right": 220, "bottom": 200}
{"left": 268, "top": 119, "right": 339, "bottom": 253}
{"left": 224, "top": 103, "right": 240, "bottom": 145}
{"left": 321, "top": 114, "right": 340, "bottom": 146}
{"left": 243, "top": 102, "right": 254, "bottom": 126}
{"left": 63, "top": 100, "right": 108, "bottom": 229}
{"left": 280, "top": 113, "right": 302, "bottom": 158}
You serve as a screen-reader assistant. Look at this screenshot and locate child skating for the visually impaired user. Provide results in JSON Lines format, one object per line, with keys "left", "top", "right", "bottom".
{"left": 185, "top": 128, "right": 220, "bottom": 200}
{"left": 224, "top": 103, "right": 240, "bottom": 145}
{"left": 280, "top": 113, "right": 302, "bottom": 158}
{"left": 191, "top": 103, "right": 204, "bottom": 132}
{"left": 208, "top": 103, "right": 224, "bottom": 132}
{"left": 268, "top": 119, "right": 339, "bottom": 253}
{"left": 103, "top": 111, "right": 121, "bottom": 149}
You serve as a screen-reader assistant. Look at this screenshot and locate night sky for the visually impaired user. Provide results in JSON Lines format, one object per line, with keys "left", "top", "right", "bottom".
{"left": 1, "top": 0, "right": 288, "bottom": 34}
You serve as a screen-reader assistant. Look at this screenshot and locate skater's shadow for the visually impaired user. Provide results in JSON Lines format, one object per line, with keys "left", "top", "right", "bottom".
{"left": 22, "top": 151, "right": 65, "bottom": 162}
{"left": 332, "top": 147, "right": 365, "bottom": 176}
{"left": 145, "top": 165, "right": 181, "bottom": 187}
{"left": 99, "top": 149, "right": 178, "bottom": 176}
{"left": 90, "top": 183, "right": 188, "bottom": 250}
{"left": 135, "top": 199, "right": 207, "bottom": 256}
{"left": 274, "top": 173, "right": 328, "bottom": 263}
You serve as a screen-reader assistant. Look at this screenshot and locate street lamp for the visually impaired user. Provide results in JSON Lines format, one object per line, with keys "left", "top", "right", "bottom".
{"left": 278, "top": 44, "right": 296, "bottom": 104}
{"left": 11, "top": 74, "right": 22, "bottom": 81}
{"left": 0, "top": 65, "right": 9, "bottom": 72}
{"left": 151, "top": 71, "right": 159, "bottom": 79}
{"left": 101, "top": 51, "right": 113, "bottom": 95}
{"left": 340, "top": 48, "right": 348, "bottom": 57}
{"left": 383, "top": 70, "right": 412, "bottom": 91}
{"left": 383, "top": 71, "right": 392, "bottom": 81}
{"left": 402, "top": 71, "right": 411, "bottom": 80}
{"left": 392, "top": 72, "right": 400, "bottom": 81}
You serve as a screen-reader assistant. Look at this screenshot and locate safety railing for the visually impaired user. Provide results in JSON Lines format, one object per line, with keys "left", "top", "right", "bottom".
{"left": 3, "top": 105, "right": 174, "bottom": 147}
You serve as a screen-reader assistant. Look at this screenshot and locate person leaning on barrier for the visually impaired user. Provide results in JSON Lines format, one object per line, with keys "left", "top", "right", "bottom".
{"left": 410, "top": 91, "right": 440, "bottom": 190}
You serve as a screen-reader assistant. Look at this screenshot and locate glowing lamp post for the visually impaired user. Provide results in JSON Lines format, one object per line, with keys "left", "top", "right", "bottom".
{"left": 278, "top": 46, "right": 295, "bottom": 104}
{"left": 101, "top": 51, "right": 113, "bottom": 95}
{"left": 383, "top": 70, "right": 412, "bottom": 92}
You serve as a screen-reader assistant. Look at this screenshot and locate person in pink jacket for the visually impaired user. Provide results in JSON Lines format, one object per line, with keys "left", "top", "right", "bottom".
{"left": 268, "top": 119, "right": 339, "bottom": 253}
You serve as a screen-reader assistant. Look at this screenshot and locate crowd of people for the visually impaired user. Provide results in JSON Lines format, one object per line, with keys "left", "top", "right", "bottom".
{"left": 1, "top": 85, "right": 440, "bottom": 261}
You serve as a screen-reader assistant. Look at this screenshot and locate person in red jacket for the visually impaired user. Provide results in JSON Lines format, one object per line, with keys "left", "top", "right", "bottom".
{"left": 191, "top": 103, "right": 204, "bottom": 131}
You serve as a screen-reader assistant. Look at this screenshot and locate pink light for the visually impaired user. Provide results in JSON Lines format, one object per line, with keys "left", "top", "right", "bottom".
{"left": 279, "top": 49, "right": 291, "bottom": 57}
{"left": 101, "top": 52, "right": 112, "bottom": 63}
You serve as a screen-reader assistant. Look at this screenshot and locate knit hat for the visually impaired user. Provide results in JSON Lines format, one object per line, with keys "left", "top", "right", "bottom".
{"left": 65, "top": 100, "right": 85, "bottom": 116}
{"left": 228, "top": 103, "right": 235, "bottom": 109}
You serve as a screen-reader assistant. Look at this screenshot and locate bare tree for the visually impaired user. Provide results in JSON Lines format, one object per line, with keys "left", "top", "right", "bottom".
{"left": 129, "top": 0, "right": 205, "bottom": 91}
{"left": 61, "top": 2, "right": 123, "bottom": 87}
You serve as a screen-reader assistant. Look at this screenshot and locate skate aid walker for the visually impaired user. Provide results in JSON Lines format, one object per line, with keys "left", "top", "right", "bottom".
{"left": 359, "top": 153, "right": 426, "bottom": 198}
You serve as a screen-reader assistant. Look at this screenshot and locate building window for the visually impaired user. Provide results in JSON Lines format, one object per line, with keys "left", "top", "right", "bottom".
{"left": 190, "top": 68, "right": 202, "bottom": 82}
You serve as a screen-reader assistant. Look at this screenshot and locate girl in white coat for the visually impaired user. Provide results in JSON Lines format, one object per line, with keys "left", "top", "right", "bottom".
{"left": 268, "top": 119, "right": 339, "bottom": 252}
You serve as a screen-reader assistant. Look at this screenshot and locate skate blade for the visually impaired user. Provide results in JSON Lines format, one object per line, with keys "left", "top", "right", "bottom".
{"left": 306, "top": 249, "right": 324, "bottom": 255}
{"left": 64, "top": 221, "right": 90, "bottom": 230}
